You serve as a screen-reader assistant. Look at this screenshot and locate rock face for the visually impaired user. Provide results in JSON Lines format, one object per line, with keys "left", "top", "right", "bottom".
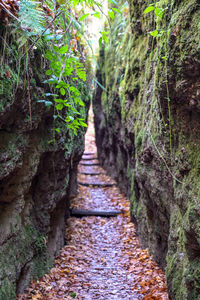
{"left": 0, "top": 23, "right": 89, "bottom": 297}
{"left": 93, "top": 0, "right": 200, "bottom": 299}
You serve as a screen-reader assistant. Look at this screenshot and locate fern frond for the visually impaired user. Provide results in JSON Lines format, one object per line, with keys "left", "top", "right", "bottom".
{"left": 19, "top": 0, "right": 45, "bottom": 35}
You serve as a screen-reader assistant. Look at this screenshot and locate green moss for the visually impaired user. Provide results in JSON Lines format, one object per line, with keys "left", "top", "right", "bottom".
{"left": 135, "top": 128, "right": 146, "bottom": 153}
{"left": 0, "top": 64, "right": 19, "bottom": 111}
{"left": 0, "top": 280, "right": 16, "bottom": 300}
{"left": 130, "top": 171, "right": 136, "bottom": 214}
{"left": 166, "top": 208, "right": 187, "bottom": 298}
{"left": 184, "top": 260, "right": 200, "bottom": 299}
{"left": 0, "top": 221, "right": 49, "bottom": 298}
{"left": 32, "top": 254, "right": 53, "bottom": 280}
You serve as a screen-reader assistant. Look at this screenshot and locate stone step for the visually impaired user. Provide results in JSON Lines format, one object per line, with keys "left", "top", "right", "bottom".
{"left": 70, "top": 209, "right": 123, "bottom": 218}
{"left": 79, "top": 172, "right": 104, "bottom": 176}
{"left": 81, "top": 157, "right": 98, "bottom": 161}
{"left": 78, "top": 181, "right": 115, "bottom": 187}
{"left": 83, "top": 152, "right": 96, "bottom": 156}
{"left": 80, "top": 162, "right": 100, "bottom": 166}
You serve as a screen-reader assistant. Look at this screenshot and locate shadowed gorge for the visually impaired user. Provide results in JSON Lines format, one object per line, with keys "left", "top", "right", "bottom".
{"left": 17, "top": 109, "right": 169, "bottom": 300}
{"left": 0, "top": 0, "right": 200, "bottom": 299}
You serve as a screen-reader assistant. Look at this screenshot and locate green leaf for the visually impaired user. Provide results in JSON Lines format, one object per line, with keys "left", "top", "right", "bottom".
{"left": 101, "top": 31, "right": 109, "bottom": 43}
{"left": 56, "top": 103, "right": 63, "bottom": 110}
{"left": 45, "top": 50, "right": 53, "bottom": 60}
{"left": 112, "top": 8, "right": 122, "bottom": 14}
{"left": 150, "top": 30, "right": 159, "bottom": 37}
{"left": 50, "top": 61, "right": 57, "bottom": 70}
{"left": 72, "top": 119, "right": 78, "bottom": 125}
{"left": 108, "top": 0, "right": 117, "bottom": 5}
{"left": 56, "top": 34, "right": 63, "bottom": 40}
{"left": 45, "top": 69, "right": 53, "bottom": 75}
{"left": 60, "top": 88, "right": 66, "bottom": 96}
{"left": 48, "top": 139, "right": 56, "bottom": 144}
{"left": 78, "top": 99, "right": 85, "bottom": 106}
{"left": 60, "top": 45, "right": 68, "bottom": 54}
{"left": 71, "top": 0, "right": 79, "bottom": 6}
{"left": 79, "top": 13, "right": 90, "bottom": 22}
{"left": 101, "top": 31, "right": 109, "bottom": 35}
{"left": 93, "top": 11, "right": 101, "bottom": 19}
{"left": 45, "top": 35, "right": 55, "bottom": 41}
{"left": 37, "top": 100, "right": 53, "bottom": 107}
{"left": 144, "top": 6, "right": 155, "bottom": 14}
{"left": 53, "top": 45, "right": 59, "bottom": 52}
{"left": 79, "top": 120, "right": 88, "bottom": 127}
{"left": 69, "top": 86, "right": 80, "bottom": 96}
{"left": 73, "top": 129, "right": 77, "bottom": 135}
{"left": 102, "top": 34, "right": 109, "bottom": 44}
{"left": 155, "top": 7, "right": 164, "bottom": 18}
{"left": 55, "top": 128, "right": 61, "bottom": 133}
{"left": 45, "top": 101, "right": 53, "bottom": 107}
{"left": 43, "top": 78, "right": 55, "bottom": 84}
{"left": 45, "top": 93, "right": 58, "bottom": 97}
{"left": 44, "top": 29, "right": 50, "bottom": 35}
{"left": 65, "top": 116, "right": 72, "bottom": 122}
{"left": 108, "top": 10, "right": 115, "bottom": 20}
{"left": 54, "top": 98, "right": 64, "bottom": 103}
{"left": 76, "top": 69, "right": 86, "bottom": 81}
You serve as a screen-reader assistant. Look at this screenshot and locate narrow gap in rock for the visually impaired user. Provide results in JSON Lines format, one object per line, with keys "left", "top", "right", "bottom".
{"left": 18, "top": 107, "right": 169, "bottom": 299}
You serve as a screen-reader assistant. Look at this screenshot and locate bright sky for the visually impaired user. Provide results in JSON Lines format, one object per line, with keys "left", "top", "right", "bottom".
{"left": 80, "top": 0, "right": 108, "bottom": 54}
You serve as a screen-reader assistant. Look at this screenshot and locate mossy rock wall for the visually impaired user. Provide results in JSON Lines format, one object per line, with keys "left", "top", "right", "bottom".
{"left": 93, "top": 0, "right": 200, "bottom": 299}
{"left": 0, "top": 23, "right": 89, "bottom": 298}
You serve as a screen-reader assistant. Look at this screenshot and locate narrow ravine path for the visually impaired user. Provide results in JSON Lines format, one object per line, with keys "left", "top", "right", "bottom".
{"left": 19, "top": 109, "right": 169, "bottom": 300}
